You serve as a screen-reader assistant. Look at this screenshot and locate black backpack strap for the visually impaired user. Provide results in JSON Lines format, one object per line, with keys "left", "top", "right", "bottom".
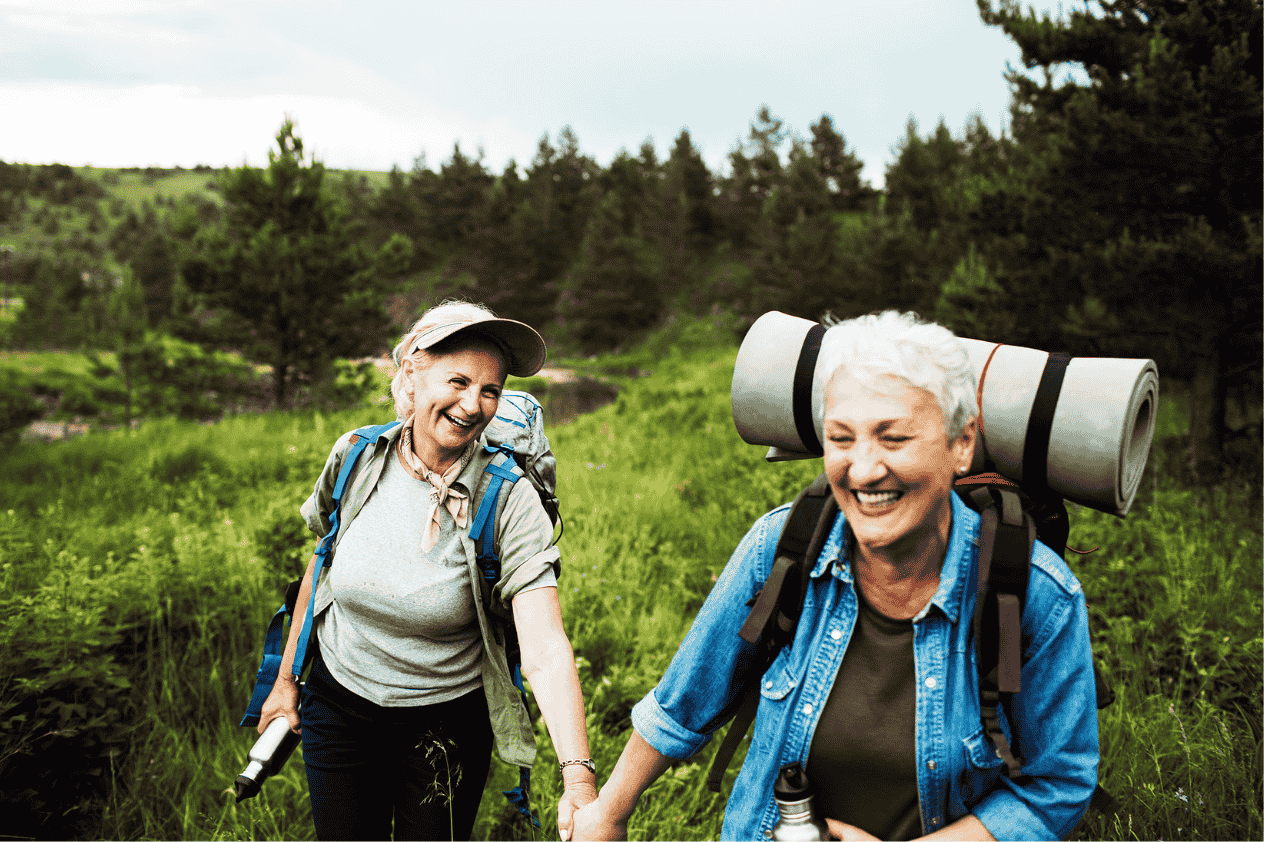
{"left": 973, "top": 485, "right": 1034, "bottom": 779}
{"left": 704, "top": 690, "right": 761, "bottom": 793}
{"left": 706, "top": 474, "right": 837, "bottom": 794}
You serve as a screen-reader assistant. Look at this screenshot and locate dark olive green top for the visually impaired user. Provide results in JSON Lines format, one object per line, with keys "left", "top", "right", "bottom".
{"left": 806, "top": 574, "right": 923, "bottom": 840}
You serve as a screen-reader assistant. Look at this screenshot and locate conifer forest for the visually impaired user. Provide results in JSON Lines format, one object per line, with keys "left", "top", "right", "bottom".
{"left": 0, "top": 2, "right": 1260, "bottom": 839}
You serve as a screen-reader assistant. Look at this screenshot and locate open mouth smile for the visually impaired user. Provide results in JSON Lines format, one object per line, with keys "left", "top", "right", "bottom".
{"left": 443, "top": 412, "right": 477, "bottom": 430}
{"left": 853, "top": 489, "right": 903, "bottom": 507}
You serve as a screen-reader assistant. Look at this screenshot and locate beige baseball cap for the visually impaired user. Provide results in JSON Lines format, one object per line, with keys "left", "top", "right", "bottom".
{"left": 405, "top": 313, "right": 546, "bottom": 377}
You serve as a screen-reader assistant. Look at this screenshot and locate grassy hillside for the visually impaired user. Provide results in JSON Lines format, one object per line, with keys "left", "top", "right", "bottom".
{"left": 0, "top": 344, "right": 1259, "bottom": 840}
{"left": 87, "top": 167, "right": 223, "bottom": 211}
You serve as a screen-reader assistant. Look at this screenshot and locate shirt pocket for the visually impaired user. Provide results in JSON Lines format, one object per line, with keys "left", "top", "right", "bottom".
{"left": 758, "top": 647, "right": 802, "bottom": 701}
{"left": 960, "top": 728, "right": 1005, "bottom": 807}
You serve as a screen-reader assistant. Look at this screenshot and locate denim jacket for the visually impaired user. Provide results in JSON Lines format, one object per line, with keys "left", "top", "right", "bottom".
{"left": 631, "top": 492, "right": 1098, "bottom": 841}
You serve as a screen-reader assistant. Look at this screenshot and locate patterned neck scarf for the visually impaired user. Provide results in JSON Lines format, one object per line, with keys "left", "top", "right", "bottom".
{"left": 397, "top": 416, "right": 472, "bottom": 551}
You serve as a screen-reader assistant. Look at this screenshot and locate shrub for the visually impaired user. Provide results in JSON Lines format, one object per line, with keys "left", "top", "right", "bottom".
{"left": 121, "top": 339, "right": 267, "bottom": 419}
{"left": 0, "top": 367, "right": 44, "bottom": 441}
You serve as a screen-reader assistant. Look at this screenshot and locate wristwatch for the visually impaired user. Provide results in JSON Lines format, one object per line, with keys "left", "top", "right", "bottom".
{"left": 558, "top": 758, "right": 596, "bottom": 775}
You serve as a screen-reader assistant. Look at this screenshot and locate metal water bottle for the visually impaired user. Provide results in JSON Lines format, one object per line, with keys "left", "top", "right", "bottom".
{"left": 771, "top": 763, "right": 829, "bottom": 841}
{"left": 234, "top": 702, "right": 302, "bottom": 803}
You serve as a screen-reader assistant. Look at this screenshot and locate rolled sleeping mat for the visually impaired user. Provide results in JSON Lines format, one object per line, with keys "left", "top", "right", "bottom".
{"left": 731, "top": 311, "right": 1159, "bottom": 517}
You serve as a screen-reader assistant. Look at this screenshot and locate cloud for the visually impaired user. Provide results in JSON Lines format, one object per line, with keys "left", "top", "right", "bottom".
{"left": 0, "top": 0, "right": 1063, "bottom": 185}
{"left": 0, "top": 81, "right": 538, "bottom": 171}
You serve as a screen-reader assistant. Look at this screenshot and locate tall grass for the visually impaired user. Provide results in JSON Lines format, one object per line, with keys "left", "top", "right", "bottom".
{"left": 0, "top": 341, "right": 1259, "bottom": 840}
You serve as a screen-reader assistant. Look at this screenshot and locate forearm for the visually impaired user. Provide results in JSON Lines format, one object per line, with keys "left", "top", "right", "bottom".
{"left": 257, "top": 555, "right": 317, "bottom": 734}
{"left": 514, "top": 587, "right": 594, "bottom": 789}
{"left": 521, "top": 634, "right": 591, "bottom": 774}
{"left": 597, "top": 730, "right": 674, "bottom": 826}
{"left": 826, "top": 813, "right": 996, "bottom": 842}
{"left": 278, "top": 554, "right": 318, "bottom": 676}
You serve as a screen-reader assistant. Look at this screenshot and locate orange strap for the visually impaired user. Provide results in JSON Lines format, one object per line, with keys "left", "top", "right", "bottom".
{"left": 976, "top": 343, "right": 1003, "bottom": 441}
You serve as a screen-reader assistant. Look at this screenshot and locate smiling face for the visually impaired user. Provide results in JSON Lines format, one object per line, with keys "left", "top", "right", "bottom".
{"left": 403, "top": 345, "right": 506, "bottom": 469}
{"left": 823, "top": 371, "right": 976, "bottom": 565}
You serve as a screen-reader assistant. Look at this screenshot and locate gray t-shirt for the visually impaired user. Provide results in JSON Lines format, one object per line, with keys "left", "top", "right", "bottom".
{"left": 317, "top": 449, "right": 556, "bottom": 706}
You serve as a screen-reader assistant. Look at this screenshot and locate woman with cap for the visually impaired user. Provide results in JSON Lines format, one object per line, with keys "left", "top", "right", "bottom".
{"left": 572, "top": 311, "right": 1098, "bottom": 841}
{"left": 257, "top": 301, "right": 596, "bottom": 840}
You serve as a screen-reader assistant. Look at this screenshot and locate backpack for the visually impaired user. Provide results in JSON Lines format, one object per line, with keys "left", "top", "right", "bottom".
{"left": 704, "top": 472, "right": 1118, "bottom": 816}
{"left": 238, "top": 390, "right": 560, "bottom": 824}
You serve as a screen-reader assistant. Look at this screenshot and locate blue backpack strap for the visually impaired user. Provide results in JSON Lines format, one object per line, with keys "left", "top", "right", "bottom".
{"left": 468, "top": 446, "right": 539, "bottom": 827}
{"left": 239, "top": 604, "right": 289, "bottom": 727}
{"left": 470, "top": 448, "right": 522, "bottom": 582}
{"left": 289, "top": 421, "right": 398, "bottom": 681}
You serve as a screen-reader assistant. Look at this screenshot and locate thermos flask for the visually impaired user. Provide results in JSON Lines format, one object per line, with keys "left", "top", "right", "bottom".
{"left": 234, "top": 700, "right": 302, "bottom": 803}
{"left": 771, "top": 762, "right": 829, "bottom": 841}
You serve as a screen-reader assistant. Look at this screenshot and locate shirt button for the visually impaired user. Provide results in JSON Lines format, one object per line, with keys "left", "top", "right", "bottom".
{"left": 925, "top": 677, "right": 938, "bottom": 689}
{"left": 764, "top": 831, "right": 773, "bottom": 839}
{"left": 803, "top": 703, "right": 813, "bottom": 715}
{"left": 831, "top": 628, "right": 842, "bottom": 640}
{"left": 927, "top": 760, "right": 936, "bottom": 770}
{"left": 931, "top": 817, "right": 941, "bottom": 826}
{"left": 765, "top": 681, "right": 773, "bottom": 690}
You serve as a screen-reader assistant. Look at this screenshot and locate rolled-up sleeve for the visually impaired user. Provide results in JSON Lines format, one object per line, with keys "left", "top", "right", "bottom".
{"left": 631, "top": 509, "right": 785, "bottom": 760}
{"left": 491, "top": 477, "right": 561, "bottom": 611}
{"left": 300, "top": 431, "right": 356, "bottom": 539}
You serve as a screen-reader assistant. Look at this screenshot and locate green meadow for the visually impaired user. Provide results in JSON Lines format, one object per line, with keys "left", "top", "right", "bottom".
{"left": 0, "top": 343, "right": 1259, "bottom": 840}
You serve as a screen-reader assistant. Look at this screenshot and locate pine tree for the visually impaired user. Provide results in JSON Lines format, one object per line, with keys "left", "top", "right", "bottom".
{"left": 720, "top": 105, "right": 787, "bottom": 251}
{"left": 181, "top": 119, "right": 408, "bottom": 408}
{"left": 558, "top": 189, "right": 665, "bottom": 353}
{"left": 662, "top": 129, "right": 718, "bottom": 257}
{"left": 808, "top": 114, "right": 874, "bottom": 212}
{"left": 975, "top": 0, "right": 1262, "bottom": 480}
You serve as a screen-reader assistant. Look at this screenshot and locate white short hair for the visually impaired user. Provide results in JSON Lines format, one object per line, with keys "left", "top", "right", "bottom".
{"left": 817, "top": 310, "right": 977, "bottom": 440}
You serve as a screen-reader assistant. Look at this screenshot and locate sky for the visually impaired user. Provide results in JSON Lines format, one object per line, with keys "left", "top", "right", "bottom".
{"left": 0, "top": 0, "right": 1073, "bottom": 189}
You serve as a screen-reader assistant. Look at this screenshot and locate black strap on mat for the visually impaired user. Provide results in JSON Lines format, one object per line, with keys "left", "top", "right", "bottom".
{"left": 1021, "top": 352, "right": 1071, "bottom": 495}
{"left": 791, "top": 324, "right": 826, "bottom": 457}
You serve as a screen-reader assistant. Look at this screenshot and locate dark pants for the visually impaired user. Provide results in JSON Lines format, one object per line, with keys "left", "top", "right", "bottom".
{"left": 300, "top": 651, "right": 494, "bottom": 841}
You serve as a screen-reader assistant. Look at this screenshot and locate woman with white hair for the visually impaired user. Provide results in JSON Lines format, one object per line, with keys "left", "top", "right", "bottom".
{"left": 257, "top": 301, "right": 595, "bottom": 840}
{"left": 573, "top": 311, "right": 1099, "bottom": 840}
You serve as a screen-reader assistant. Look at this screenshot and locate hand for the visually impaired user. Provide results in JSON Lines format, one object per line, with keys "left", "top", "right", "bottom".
{"left": 568, "top": 795, "right": 627, "bottom": 842}
{"left": 257, "top": 677, "right": 301, "bottom": 736}
{"left": 556, "top": 779, "right": 598, "bottom": 841}
{"left": 824, "top": 818, "right": 880, "bottom": 841}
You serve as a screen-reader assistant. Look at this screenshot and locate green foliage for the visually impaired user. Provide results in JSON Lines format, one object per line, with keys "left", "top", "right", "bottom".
{"left": 0, "top": 349, "right": 1258, "bottom": 840}
{"left": 180, "top": 119, "right": 401, "bottom": 409}
{"left": 118, "top": 338, "right": 266, "bottom": 420}
{"left": 976, "top": 0, "right": 1263, "bottom": 480}
{"left": 557, "top": 191, "right": 666, "bottom": 353}
{"left": 0, "top": 366, "right": 44, "bottom": 442}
